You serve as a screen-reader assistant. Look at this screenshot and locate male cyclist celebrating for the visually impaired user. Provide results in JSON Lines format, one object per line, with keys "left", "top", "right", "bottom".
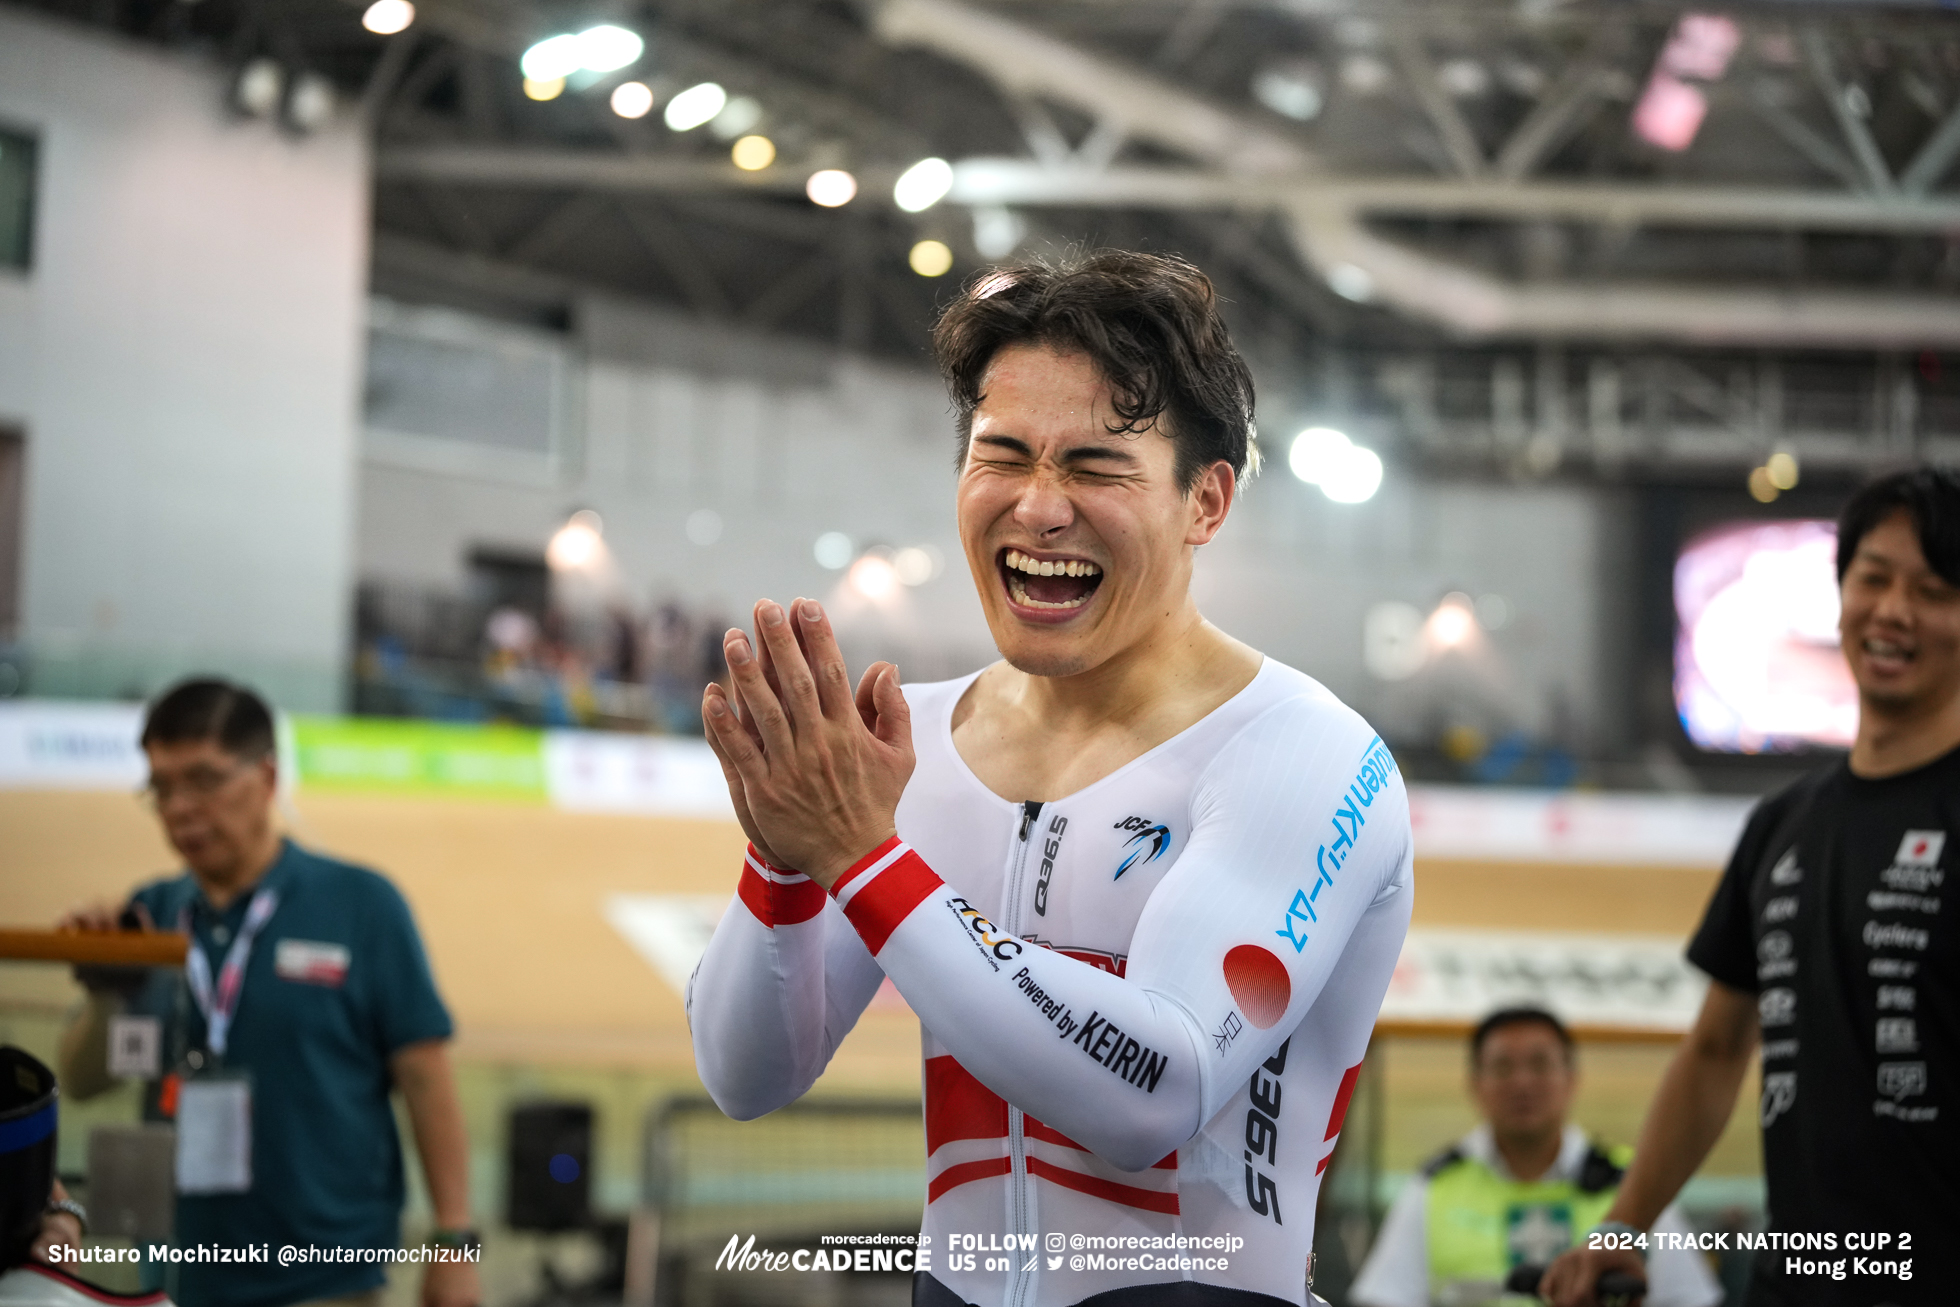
{"left": 688, "top": 252, "right": 1412, "bottom": 1307}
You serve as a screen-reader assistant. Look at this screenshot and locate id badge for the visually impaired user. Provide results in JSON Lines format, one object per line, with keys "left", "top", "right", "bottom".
{"left": 174, "top": 1070, "right": 253, "bottom": 1194}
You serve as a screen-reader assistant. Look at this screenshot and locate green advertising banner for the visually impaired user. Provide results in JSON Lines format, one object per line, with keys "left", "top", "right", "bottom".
{"left": 287, "top": 716, "right": 548, "bottom": 801}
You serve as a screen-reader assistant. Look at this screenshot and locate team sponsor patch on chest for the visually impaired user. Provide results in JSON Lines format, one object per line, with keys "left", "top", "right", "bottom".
{"left": 274, "top": 938, "right": 350, "bottom": 986}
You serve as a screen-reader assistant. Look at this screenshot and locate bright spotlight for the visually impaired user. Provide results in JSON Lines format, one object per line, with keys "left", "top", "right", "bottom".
{"left": 520, "top": 34, "right": 583, "bottom": 82}
{"left": 731, "top": 135, "right": 776, "bottom": 170}
{"left": 849, "top": 553, "right": 900, "bottom": 602}
{"left": 547, "top": 509, "right": 606, "bottom": 571}
{"left": 1287, "top": 427, "right": 1351, "bottom": 485}
{"left": 909, "top": 240, "right": 954, "bottom": 277}
{"left": 361, "top": 0, "right": 414, "bottom": 35}
{"left": 1322, "top": 445, "right": 1383, "bottom": 504}
{"left": 234, "top": 58, "right": 284, "bottom": 118}
{"left": 709, "top": 96, "right": 764, "bottom": 141}
{"left": 894, "top": 546, "right": 940, "bottom": 586}
{"left": 806, "top": 169, "right": 857, "bottom": 207}
{"left": 665, "top": 82, "right": 727, "bottom": 132}
{"left": 1429, "top": 594, "right": 1476, "bottom": 649}
{"left": 523, "top": 76, "right": 565, "bottom": 101}
{"left": 1288, "top": 427, "right": 1382, "bottom": 504}
{"left": 813, "top": 532, "right": 854, "bottom": 570}
{"left": 575, "top": 25, "right": 644, "bottom": 73}
{"left": 286, "top": 73, "right": 335, "bottom": 133}
{"left": 893, "top": 157, "right": 954, "bottom": 213}
{"left": 610, "top": 81, "right": 654, "bottom": 119}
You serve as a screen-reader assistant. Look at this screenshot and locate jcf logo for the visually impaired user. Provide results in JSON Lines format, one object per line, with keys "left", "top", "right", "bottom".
{"left": 947, "top": 897, "right": 1023, "bottom": 965}
{"left": 1113, "top": 816, "right": 1171, "bottom": 880}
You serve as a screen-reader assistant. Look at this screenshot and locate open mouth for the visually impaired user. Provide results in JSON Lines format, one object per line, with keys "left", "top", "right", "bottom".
{"left": 1862, "top": 636, "right": 1916, "bottom": 673}
{"left": 999, "top": 548, "right": 1104, "bottom": 613}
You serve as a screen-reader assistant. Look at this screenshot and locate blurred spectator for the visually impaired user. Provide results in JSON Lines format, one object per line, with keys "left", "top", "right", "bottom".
{"left": 1350, "top": 1008, "right": 1719, "bottom": 1307}
{"left": 56, "top": 679, "right": 480, "bottom": 1307}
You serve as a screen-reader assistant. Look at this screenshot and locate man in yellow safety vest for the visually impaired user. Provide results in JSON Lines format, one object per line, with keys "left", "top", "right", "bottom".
{"left": 1349, "top": 1008, "right": 1721, "bottom": 1307}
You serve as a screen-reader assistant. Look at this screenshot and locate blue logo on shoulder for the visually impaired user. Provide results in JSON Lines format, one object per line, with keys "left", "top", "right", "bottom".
{"left": 1113, "top": 817, "right": 1171, "bottom": 880}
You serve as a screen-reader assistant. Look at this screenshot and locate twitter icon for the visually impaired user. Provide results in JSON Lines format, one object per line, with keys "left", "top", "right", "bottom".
{"left": 1046, "top": 1256, "right": 1064, "bottom": 1271}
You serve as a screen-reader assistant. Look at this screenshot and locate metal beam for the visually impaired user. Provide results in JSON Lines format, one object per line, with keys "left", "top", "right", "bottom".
{"left": 870, "top": 0, "right": 1310, "bottom": 174}
{"left": 1745, "top": 81, "right": 1868, "bottom": 193}
{"left": 1390, "top": 27, "right": 1485, "bottom": 179}
{"left": 1901, "top": 99, "right": 1960, "bottom": 195}
{"left": 1801, "top": 27, "right": 1896, "bottom": 194}
{"left": 1493, "top": 65, "right": 1618, "bottom": 182}
{"left": 375, "top": 149, "right": 1960, "bottom": 233}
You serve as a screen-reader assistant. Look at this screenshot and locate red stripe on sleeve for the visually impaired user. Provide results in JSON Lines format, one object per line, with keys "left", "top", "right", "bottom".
{"left": 736, "top": 851, "right": 828, "bottom": 928}
{"left": 1324, "top": 1059, "right": 1364, "bottom": 1140}
{"left": 1025, "top": 1156, "right": 1180, "bottom": 1215}
{"left": 927, "top": 1156, "right": 1012, "bottom": 1203}
{"left": 839, "top": 849, "right": 943, "bottom": 955}
{"left": 830, "top": 834, "right": 905, "bottom": 898}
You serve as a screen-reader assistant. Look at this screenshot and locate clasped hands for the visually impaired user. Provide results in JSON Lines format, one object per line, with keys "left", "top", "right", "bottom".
{"left": 702, "top": 598, "right": 915, "bottom": 889}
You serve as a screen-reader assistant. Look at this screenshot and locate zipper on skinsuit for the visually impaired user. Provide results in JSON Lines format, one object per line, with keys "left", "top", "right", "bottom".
{"left": 1004, "top": 800, "right": 1042, "bottom": 1306}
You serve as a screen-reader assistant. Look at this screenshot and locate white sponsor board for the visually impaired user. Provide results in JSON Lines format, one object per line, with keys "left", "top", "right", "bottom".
{"left": 541, "top": 732, "right": 733, "bottom": 818}
{"left": 1408, "top": 785, "right": 1753, "bottom": 866}
{"left": 0, "top": 700, "right": 146, "bottom": 789}
{"left": 1380, "top": 927, "right": 1705, "bottom": 1032}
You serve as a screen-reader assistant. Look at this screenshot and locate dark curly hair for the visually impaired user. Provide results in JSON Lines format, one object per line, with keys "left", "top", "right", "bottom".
{"left": 930, "top": 250, "right": 1259, "bottom": 492}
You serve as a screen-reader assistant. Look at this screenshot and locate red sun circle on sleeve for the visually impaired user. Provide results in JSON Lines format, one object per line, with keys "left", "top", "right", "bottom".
{"left": 1223, "top": 945, "right": 1291, "bottom": 1030}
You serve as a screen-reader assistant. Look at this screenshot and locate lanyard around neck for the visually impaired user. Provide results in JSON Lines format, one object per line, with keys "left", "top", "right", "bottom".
{"left": 179, "top": 887, "right": 280, "bottom": 1060}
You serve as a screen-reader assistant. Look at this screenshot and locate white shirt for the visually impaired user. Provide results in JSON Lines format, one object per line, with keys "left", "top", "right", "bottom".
{"left": 689, "top": 658, "right": 1414, "bottom": 1306}
{"left": 1348, "top": 1125, "right": 1724, "bottom": 1307}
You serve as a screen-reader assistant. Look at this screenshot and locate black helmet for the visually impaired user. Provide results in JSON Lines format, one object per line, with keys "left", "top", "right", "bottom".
{"left": 0, "top": 1046, "right": 58, "bottom": 1269}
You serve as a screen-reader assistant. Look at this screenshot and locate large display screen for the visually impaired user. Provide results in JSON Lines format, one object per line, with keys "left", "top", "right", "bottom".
{"left": 1675, "top": 519, "right": 1856, "bottom": 752}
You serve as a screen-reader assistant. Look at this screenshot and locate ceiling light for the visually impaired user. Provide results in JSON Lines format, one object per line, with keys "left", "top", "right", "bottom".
{"left": 664, "top": 82, "right": 727, "bottom": 132}
{"left": 1437, "top": 58, "right": 1489, "bottom": 98}
{"left": 813, "top": 532, "right": 854, "bottom": 570}
{"left": 1326, "top": 263, "right": 1375, "bottom": 303}
{"left": 909, "top": 239, "right": 954, "bottom": 277}
{"left": 1428, "top": 594, "right": 1476, "bottom": 648}
{"left": 547, "top": 509, "right": 606, "bottom": 571}
{"left": 806, "top": 169, "right": 857, "bottom": 207}
{"left": 1322, "top": 445, "right": 1383, "bottom": 503}
{"left": 1288, "top": 427, "right": 1383, "bottom": 504}
{"left": 523, "top": 76, "right": 565, "bottom": 102}
{"left": 234, "top": 58, "right": 284, "bottom": 118}
{"left": 731, "top": 135, "right": 776, "bottom": 170}
{"left": 849, "top": 553, "right": 900, "bottom": 602}
{"left": 1766, "top": 450, "right": 1800, "bottom": 491}
{"left": 1251, "top": 64, "right": 1324, "bottom": 121}
{"left": 1748, "top": 465, "right": 1780, "bottom": 503}
{"left": 574, "top": 25, "right": 644, "bottom": 74}
{"left": 894, "top": 546, "right": 941, "bottom": 586}
{"left": 610, "top": 81, "right": 654, "bottom": 119}
{"left": 520, "top": 34, "right": 583, "bottom": 82}
{"left": 1339, "top": 53, "right": 1391, "bottom": 96}
{"left": 1287, "top": 427, "right": 1351, "bottom": 485}
{"left": 972, "top": 206, "right": 1025, "bottom": 259}
{"left": 361, "top": 0, "right": 414, "bottom": 35}
{"left": 894, "top": 157, "right": 954, "bottom": 213}
{"left": 709, "top": 96, "right": 763, "bottom": 141}
{"left": 285, "top": 73, "right": 335, "bottom": 133}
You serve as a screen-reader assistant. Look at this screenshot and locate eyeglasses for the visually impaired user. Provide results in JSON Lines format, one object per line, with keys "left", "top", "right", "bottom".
{"left": 140, "top": 760, "right": 257, "bottom": 807}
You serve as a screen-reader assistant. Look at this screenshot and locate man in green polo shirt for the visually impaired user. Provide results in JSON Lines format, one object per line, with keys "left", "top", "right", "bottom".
{"left": 1350, "top": 1008, "right": 1720, "bottom": 1307}
{"left": 57, "top": 679, "right": 479, "bottom": 1307}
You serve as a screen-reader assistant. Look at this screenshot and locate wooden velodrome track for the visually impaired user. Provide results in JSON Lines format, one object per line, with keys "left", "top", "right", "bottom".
{"left": 0, "top": 789, "right": 1763, "bottom": 1176}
